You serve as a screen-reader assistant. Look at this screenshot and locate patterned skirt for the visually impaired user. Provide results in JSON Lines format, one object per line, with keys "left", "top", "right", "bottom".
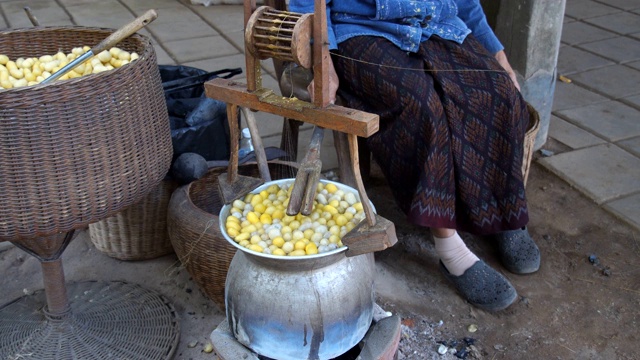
{"left": 332, "top": 35, "right": 530, "bottom": 235}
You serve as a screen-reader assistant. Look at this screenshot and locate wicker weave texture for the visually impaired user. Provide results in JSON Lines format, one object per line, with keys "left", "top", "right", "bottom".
{"left": 523, "top": 103, "right": 540, "bottom": 187}
{"left": 0, "top": 27, "right": 173, "bottom": 242}
{"left": 168, "top": 162, "right": 298, "bottom": 310}
{"left": 88, "top": 178, "right": 179, "bottom": 260}
{"left": 0, "top": 281, "right": 180, "bottom": 360}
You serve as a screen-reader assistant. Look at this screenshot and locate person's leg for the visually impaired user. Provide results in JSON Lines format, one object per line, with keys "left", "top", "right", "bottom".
{"left": 432, "top": 227, "right": 517, "bottom": 311}
{"left": 332, "top": 37, "right": 517, "bottom": 311}
{"left": 432, "top": 227, "right": 478, "bottom": 276}
{"left": 492, "top": 227, "right": 540, "bottom": 274}
{"left": 422, "top": 35, "right": 541, "bottom": 274}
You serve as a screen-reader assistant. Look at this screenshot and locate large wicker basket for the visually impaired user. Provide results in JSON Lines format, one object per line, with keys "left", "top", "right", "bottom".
{"left": 0, "top": 27, "right": 172, "bottom": 242}
{"left": 88, "top": 178, "right": 179, "bottom": 260}
{"left": 167, "top": 161, "right": 298, "bottom": 310}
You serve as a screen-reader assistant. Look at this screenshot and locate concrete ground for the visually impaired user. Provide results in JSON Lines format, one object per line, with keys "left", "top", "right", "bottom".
{"left": 1, "top": 0, "right": 640, "bottom": 359}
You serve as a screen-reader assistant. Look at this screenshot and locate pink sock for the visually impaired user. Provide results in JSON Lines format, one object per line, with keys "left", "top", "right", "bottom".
{"left": 434, "top": 232, "right": 479, "bottom": 276}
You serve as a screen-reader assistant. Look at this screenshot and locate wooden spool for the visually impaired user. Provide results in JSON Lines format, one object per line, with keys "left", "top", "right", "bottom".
{"left": 244, "top": 6, "right": 313, "bottom": 69}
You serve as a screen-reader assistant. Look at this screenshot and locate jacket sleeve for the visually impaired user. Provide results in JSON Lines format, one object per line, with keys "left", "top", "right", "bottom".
{"left": 289, "top": 0, "right": 339, "bottom": 50}
{"left": 455, "top": 0, "right": 503, "bottom": 54}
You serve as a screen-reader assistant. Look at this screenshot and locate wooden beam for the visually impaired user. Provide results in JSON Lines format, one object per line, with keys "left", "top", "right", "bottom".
{"left": 205, "top": 78, "right": 379, "bottom": 137}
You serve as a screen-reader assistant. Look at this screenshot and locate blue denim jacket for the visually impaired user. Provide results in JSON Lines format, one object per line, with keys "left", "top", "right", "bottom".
{"left": 288, "top": 0, "right": 503, "bottom": 54}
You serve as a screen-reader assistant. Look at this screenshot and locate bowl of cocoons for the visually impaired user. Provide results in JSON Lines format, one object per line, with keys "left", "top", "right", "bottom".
{"left": 219, "top": 179, "right": 373, "bottom": 258}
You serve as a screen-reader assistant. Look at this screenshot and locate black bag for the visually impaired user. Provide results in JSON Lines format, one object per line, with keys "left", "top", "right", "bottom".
{"left": 159, "top": 65, "right": 242, "bottom": 162}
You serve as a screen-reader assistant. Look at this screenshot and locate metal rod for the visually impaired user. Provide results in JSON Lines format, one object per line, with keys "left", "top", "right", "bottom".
{"left": 257, "top": 51, "right": 294, "bottom": 60}
{"left": 259, "top": 18, "right": 298, "bottom": 26}
{"left": 41, "top": 51, "right": 93, "bottom": 84}
{"left": 253, "top": 34, "right": 292, "bottom": 42}
{"left": 255, "top": 25, "right": 295, "bottom": 33}
{"left": 255, "top": 43, "right": 292, "bottom": 51}
{"left": 264, "top": 9, "right": 300, "bottom": 16}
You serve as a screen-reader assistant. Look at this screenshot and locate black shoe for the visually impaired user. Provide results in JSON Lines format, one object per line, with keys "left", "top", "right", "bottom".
{"left": 493, "top": 227, "right": 540, "bottom": 274}
{"left": 440, "top": 260, "right": 518, "bottom": 312}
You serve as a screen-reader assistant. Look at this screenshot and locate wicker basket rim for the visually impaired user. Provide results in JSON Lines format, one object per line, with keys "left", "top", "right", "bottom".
{"left": 0, "top": 26, "right": 151, "bottom": 94}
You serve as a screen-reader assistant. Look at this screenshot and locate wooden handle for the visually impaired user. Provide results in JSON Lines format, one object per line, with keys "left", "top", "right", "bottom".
{"left": 226, "top": 104, "right": 240, "bottom": 183}
{"left": 241, "top": 107, "right": 271, "bottom": 182}
{"left": 348, "top": 133, "right": 376, "bottom": 226}
{"left": 91, "top": 9, "right": 158, "bottom": 54}
{"left": 24, "top": 6, "right": 40, "bottom": 26}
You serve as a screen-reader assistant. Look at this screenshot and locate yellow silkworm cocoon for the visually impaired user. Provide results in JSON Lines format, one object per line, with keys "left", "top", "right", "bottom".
{"left": 109, "top": 47, "right": 122, "bottom": 57}
{"left": 13, "top": 78, "right": 28, "bottom": 87}
{"left": 39, "top": 55, "right": 53, "bottom": 63}
{"left": 21, "top": 58, "right": 34, "bottom": 69}
{"left": 9, "top": 68, "right": 23, "bottom": 79}
{"left": 92, "top": 65, "right": 109, "bottom": 74}
{"left": 43, "top": 61, "right": 57, "bottom": 73}
{"left": 117, "top": 51, "right": 131, "bottom": 61}
{"left": 109, "top": 58, "right": 123, "bottom": 68}
{"left": 24, "top": 70, "right": 36, "bottom": 82}
{"left": 97, "top": 50, "right": 111, "bottom": 63}
{"left": 73, "top": 63, "right": 86, "bottom": 74}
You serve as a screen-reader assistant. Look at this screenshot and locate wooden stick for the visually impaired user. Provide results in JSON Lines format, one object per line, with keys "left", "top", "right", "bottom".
{"left": 348, "top": 133, "right": 376, "bottom": 226}
{"left": 23, "top": 6, "right": 40, "bottom": 26}
{"left": 226, "top": 104, "right": 240, "bottom": 183}
{"left": 240, "top": 107, "right": 272, "bottom": 182}
{"left": 313, "top": 0, "right": 330, "bottom": 107}
{"left": 244, "top": 0, "right": 257, "bottom": 25}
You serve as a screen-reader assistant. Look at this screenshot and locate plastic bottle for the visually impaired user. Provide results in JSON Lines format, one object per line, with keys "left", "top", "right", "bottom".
{"left": 238, "top": 127, "right": 254, "bottom": 159}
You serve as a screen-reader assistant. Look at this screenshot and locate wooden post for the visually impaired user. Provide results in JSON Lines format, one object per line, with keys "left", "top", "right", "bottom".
{"left": 244, "top": 0, "right": 260, "bottom": 91}
{"left": 312, "top": 0, "right": 330, "bottom": 107}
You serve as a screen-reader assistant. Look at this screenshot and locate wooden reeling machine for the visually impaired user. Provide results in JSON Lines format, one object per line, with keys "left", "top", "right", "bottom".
{"left": 204, "top": 0, "right": 397, "bottom": 257}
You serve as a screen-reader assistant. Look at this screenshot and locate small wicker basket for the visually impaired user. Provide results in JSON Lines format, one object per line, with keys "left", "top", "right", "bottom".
{"left": 88, "top": 178, "right": 179, "bottom": 260}
{"left": 167, "top": 161, "right": 298, "bottom": 310}
{"left": 523, "top": 103, "right": 541, "bottom": 187}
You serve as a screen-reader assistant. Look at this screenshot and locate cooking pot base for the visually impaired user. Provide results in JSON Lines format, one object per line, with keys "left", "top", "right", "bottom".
{"left": 210, "top": 303, "right": 401, "bottom": 360}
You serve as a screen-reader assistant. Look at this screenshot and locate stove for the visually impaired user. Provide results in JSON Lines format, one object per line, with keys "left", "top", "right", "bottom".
{"left": 211, "top": 303, "right": 401, "bottom": 360}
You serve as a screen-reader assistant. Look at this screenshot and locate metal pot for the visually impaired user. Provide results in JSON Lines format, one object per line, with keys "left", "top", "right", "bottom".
{"left": 220, "top": 179, "right": 375, "bottom": 360}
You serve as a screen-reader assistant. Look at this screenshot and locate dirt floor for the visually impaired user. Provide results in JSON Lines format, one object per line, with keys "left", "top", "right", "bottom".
{"left": 1, "top": 152, "right": 639, "bottom": 360}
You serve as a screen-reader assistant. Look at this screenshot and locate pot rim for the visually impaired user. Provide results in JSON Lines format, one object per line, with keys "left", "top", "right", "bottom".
{"left": 218, "top": 178, "right": 376, "bottom": 261}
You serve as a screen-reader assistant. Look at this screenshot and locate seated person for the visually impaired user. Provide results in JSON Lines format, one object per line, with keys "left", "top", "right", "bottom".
{"left": 289, "top": 0, "right": 541, "bottom": 312}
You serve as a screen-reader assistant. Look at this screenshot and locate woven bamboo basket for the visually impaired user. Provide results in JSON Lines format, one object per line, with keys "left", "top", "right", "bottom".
{"left": 0, "top": 26, "right": 172, "bottom": 242}
{"left": 523, "top": 102, "right": 541, "bottom": 187}
{"left": 167, "top": 161, "right": 298, "bottom": 310}
{"left": 88, "top": 178, "right": 179, "bottom": 260}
